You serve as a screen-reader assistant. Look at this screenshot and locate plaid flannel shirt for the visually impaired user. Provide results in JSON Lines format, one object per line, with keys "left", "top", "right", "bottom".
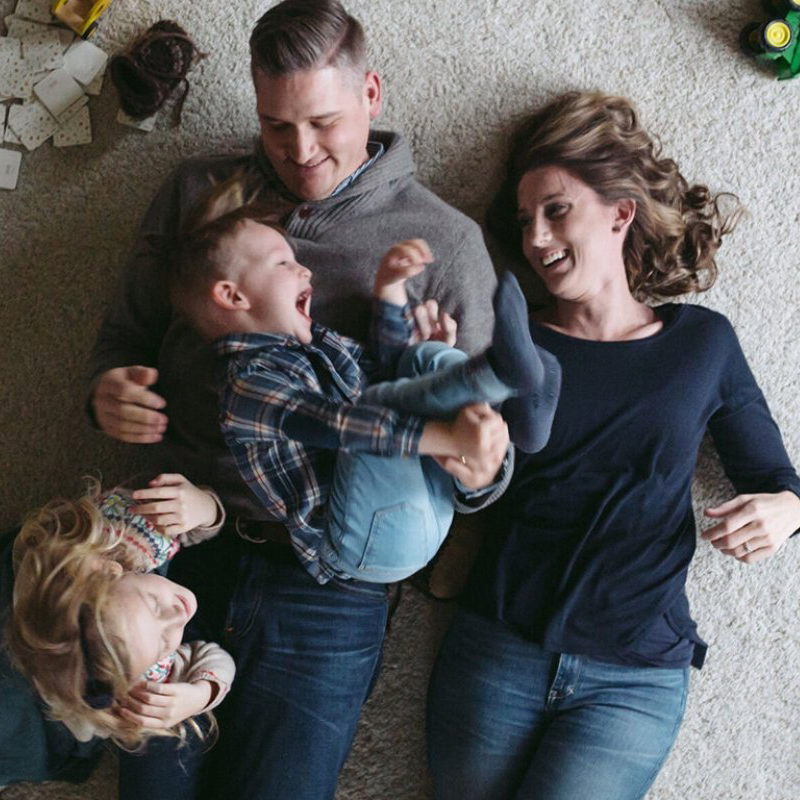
{"left": 216, "top": 301, "right": 425, "bottom": 583}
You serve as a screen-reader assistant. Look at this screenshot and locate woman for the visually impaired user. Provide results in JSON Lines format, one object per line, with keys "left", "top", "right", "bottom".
{"left": 426, "top": 91, "right": 800, "bottom": 800}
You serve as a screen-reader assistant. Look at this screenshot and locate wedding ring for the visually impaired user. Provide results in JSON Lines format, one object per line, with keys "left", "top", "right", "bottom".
{"left": 742, "top": 540, "right": 751, "bottom": 554}
{"left": 460, "top": 455, "right": 467, "bottom": 466}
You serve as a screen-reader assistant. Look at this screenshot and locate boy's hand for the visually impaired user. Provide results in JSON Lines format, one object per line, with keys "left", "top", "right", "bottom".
{"left": 411, "top": 299, "right": 457, "bottom": 346}
{"left": 117, "top": 680, "right": 213, "bottom": 729}
{"left": 131, "top": 474, "right": 219, "bottom": 536}
{"left": 374, "top": 239, "right": 433, "bottom": 306}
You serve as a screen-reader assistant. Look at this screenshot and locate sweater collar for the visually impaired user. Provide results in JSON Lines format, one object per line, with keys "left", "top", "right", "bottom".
{"left": 253, "top": 129, "right": 416, "bottom": 205}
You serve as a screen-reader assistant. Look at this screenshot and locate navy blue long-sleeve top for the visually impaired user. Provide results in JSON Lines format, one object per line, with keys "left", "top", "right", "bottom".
{"left": 463, "top": 304, "right": 800, "bottom": 669}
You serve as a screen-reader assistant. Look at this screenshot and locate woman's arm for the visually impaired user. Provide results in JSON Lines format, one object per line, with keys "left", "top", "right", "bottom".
{"left": 704, "top": 321, "right": 800, "bottom": 563}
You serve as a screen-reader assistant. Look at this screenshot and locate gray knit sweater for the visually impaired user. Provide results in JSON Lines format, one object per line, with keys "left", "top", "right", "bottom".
{"left": 89, "top": 131, "right": 499, "bottom": 518}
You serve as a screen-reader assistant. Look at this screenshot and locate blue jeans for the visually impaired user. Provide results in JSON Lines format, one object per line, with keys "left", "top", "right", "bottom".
{"left": 427, "top": 609, "right": 689, "bottom": 800}
{"left": 322, "top": 342, "right": 511, "bottom": 582}
{"left": 119, "top": 534, "right": 388, "bottom": 800}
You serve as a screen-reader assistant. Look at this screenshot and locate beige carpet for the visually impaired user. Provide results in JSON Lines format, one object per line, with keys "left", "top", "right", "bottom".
{"left": 2, "top": 0, "right": 799, "bottom": 798}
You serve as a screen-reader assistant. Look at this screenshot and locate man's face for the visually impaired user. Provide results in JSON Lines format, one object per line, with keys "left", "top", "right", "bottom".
{"left": 254, "top": 65, "right": 382, "bottom": 201}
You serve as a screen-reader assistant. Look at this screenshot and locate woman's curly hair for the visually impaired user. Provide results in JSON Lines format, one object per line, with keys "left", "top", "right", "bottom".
{"left": 486, "top": 91, "right": 743, "bottom": 300}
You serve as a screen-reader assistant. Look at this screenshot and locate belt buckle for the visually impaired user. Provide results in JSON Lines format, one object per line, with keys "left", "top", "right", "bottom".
{"left": 235, "top": 517, "right": 268, "bottom": 544}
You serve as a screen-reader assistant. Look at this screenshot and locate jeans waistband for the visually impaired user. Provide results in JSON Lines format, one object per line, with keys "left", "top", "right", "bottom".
{"left": 234, "top": 517, "right": 292, "bottom": 547}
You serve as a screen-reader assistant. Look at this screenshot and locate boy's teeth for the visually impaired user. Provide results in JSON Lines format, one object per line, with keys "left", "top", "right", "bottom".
{"left": 542, "top": 250, "right": 567, "bottom": 267}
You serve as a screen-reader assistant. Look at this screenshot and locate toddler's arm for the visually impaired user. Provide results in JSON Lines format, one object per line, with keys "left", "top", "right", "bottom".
{"left": 131, "top": 474, "right": 225, "bottom": 543}
{"left": 373, "top": 239, "right": 433, "bottom": 307}
{"left": 117, "top": 640, "right": 235, "bottom": 729}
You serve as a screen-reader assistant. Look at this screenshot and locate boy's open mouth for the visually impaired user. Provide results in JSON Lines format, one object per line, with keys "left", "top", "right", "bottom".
{"left": 296, "top": 288, "right": 312, "bottom": 320}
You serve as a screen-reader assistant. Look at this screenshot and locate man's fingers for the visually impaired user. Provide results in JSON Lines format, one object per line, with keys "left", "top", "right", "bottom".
{"left": 127, "top": 365, "right": 160, "bottom": 388}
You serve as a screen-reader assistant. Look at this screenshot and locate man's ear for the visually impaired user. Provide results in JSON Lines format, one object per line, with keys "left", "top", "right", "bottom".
{"left": 211, "top": 280, "right": 251, "bottom": 311}
{"left": 364, "top": 71, "right": 382, "bottom": 119}
{"left": 613, "top": 198, "right": 636, "bottom": 233}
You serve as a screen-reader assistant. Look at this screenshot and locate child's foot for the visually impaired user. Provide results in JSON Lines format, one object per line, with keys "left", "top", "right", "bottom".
{"left": 487, "top": 271, "right": 544, "bottom": 393}
{"left": 487, "top": 271, "right": 562, "bottom": 453}
{"left": 502, "top": 348, "right": 561, "bottom": 453}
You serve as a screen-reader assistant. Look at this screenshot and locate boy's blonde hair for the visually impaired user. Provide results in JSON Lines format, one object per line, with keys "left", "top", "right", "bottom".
{"left": 6, "top": 479, "right": 213, "bottom": 749}
{"left": 169, "top": 172, "right": 288, "bottom": 340}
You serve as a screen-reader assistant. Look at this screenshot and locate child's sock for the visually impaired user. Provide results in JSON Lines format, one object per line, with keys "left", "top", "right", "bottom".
{"left": 484, "top": 271, "right": 562, "bottom": 453}
{"left": 502, "top": 347, "right": 561, "bottom": 453}
{"left": 485, "top": 271, "right": 544, "bottom": 393}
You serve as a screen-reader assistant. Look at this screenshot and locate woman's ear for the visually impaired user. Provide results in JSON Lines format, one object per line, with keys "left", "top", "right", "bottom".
{"left": 211, "top": 280, "right": 251, "bottom": 311}
{"left": 612, "top": 198, "right": 636, "bottom": 233}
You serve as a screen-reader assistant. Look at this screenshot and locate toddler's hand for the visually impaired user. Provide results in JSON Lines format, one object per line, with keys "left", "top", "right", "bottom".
{"left": 117, "top": 680, "right": 213, "bottom": 729}
{"left": 411, "top": 299, "right": 457, "bottom": 346}
{"left": 131, "top": 474, "right": 219, "bottom": 536}
{"left": 374, "top": 239, "right": 433, "bottom": 306}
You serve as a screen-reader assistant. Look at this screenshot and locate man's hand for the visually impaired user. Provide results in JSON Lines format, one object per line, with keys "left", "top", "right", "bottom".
{"left": 374, "top": 239, "right": 433, "bottom": 306}
{"left": 131, "top": 474, "right": 219, "bottom": 536}
{"left": 91, "top": 366, "right": 168, "bottom": 444}
{"left": 117, "top": 680, "right": 213, "bottom": 729}
{"left": 411, "top": 299, "right": 457, "bottom": 347}
{"left": 438, "top": 404, "right": 509, "bottom": 490}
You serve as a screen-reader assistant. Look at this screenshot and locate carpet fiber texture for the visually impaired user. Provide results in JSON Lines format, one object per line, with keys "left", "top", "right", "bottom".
{"left": 1, "top": 1, "right": 799, "bottom": 798}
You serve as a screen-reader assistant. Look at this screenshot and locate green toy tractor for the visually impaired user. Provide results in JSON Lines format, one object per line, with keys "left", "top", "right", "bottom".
{"left": 741, "top": 0, "right": 800, "bottom": 79}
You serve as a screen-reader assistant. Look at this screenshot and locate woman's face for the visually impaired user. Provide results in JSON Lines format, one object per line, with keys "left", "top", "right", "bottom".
{"left": 516, "top": 166, "right": 631, "bottom": 303}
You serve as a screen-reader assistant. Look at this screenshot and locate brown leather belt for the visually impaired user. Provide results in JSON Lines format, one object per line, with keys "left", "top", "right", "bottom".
{"left": 234, "top": 517, "right": 292, "bottom": 546}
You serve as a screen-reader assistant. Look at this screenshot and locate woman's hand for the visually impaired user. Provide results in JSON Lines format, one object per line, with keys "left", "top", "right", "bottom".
{"left": 117, "top": 680, "right": 213, "bottom": 729}
{"left": 702, "top": 490, "right": 800, "bottom": 563}
{"left": 131, "top": 474, "right": 219, "bottom": 536}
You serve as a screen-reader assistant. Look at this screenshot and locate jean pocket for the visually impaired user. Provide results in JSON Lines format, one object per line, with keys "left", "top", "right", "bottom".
{"left": 223, "top": 556, "right": 265, "bottom": 643}
{"left": 356, "top": 501, "right": 432, "bottom": 578}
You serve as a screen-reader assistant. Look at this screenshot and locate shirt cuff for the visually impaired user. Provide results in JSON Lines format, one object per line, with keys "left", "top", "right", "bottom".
{"left": 453, "top": 446, "right": 514, "bottom": 513}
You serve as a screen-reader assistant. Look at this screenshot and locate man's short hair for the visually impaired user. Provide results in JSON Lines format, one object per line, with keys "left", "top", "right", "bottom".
{"left": 249, "top": 0, "right": 366, "bottom": 78}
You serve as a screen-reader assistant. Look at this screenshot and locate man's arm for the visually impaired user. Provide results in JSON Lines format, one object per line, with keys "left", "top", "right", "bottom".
{"left": 87, "top": 165, "right": 186, "bottom": 442}
{"left": 429, "top": 223, "right": 497, "bottom": 356}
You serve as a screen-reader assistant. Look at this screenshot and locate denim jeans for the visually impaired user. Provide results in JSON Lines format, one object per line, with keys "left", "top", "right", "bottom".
{"left": 119, "top": 534, "right": 389, "bottom": 800}
{"left": 323, "top": 342, "right": 511, "bottom": 583}
{"left": 427, "top": 609, "right": 689, "bottom": 800}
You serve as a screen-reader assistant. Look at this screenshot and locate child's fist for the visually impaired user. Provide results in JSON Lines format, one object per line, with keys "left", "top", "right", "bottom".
{"left": 374, "top": 239, "right": 433, "bottom": 305}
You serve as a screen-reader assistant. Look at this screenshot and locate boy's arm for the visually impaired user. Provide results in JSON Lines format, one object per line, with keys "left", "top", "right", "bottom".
{"left": 368, "top": 240, "right": 434, "bottom": 376}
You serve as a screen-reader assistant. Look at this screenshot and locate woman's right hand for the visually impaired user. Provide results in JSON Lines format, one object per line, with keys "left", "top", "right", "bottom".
{"left": 131, "top": 474, "right": 219, "bottom": 536}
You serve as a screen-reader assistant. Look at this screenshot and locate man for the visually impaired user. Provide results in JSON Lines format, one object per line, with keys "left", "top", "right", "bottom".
{"left": 89, "top": 2, "right": 508, "bottom": 798}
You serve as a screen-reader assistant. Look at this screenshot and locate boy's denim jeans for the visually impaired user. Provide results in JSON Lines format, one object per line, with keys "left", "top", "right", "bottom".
{"left": 322, "top": 341, "right": 510, "bottom": 582}
{"left": 427, "top": 609, "right": 689, "bottom": 800}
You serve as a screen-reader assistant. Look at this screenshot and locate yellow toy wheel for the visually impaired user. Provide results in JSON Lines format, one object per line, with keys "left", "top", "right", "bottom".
{"left": 761, "top": 19, "right": 793, "bottom": 51}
